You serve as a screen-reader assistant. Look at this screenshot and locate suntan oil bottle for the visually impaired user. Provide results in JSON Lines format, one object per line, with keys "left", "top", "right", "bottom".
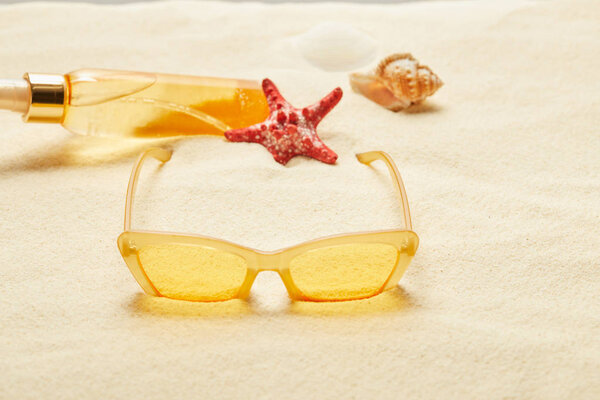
{"left": 0, "top": 68, "right": 269, "bottom": 137}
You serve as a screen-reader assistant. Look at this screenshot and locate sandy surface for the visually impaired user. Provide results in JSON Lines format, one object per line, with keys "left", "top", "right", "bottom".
{"left": 0, "top": 0, "right": 599, "bottom": 398}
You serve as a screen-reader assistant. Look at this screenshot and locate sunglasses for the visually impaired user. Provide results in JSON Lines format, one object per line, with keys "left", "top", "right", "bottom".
{"left": 117, "top": 148, "right": 419, "bottom": 302}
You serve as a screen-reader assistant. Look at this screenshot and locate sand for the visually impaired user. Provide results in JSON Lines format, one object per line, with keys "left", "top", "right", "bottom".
{"left": 0, "top": 0, "right": 598, "bottom": 398}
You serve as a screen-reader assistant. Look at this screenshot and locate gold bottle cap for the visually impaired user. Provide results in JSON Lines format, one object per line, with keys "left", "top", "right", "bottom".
{"left": 22, "top": 73, "right": 67, "bottom": 123}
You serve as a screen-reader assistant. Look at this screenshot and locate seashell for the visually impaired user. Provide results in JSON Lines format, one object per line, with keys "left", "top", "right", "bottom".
{"left": 294, "top": 22, "right": 378, "bottom": 72}
{"left": 349, "top": 53, "right": 443, "bottom": 111}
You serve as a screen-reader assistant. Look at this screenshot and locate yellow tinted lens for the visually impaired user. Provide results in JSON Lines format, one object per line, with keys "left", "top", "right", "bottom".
{"left": 289, "top": 243, "right": 398, "bottom": 300}
{"left": 137, "top": 243, "right": 248, "bottom": 301}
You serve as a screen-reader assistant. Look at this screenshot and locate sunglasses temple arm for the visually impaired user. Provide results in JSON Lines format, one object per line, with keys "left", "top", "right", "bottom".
{"left": 124, "top": 147, "right": 173, "bottom": 231}
{"left": 356, "top": 151, "right": 413, "bottom": 231}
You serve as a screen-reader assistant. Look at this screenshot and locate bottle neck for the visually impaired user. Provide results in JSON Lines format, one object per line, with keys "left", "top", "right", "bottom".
{"left": 22, "top": 73, "right": 67, "bottom": 123}
{"left": 0, "top": 73, "right": 66, "bottom": 123}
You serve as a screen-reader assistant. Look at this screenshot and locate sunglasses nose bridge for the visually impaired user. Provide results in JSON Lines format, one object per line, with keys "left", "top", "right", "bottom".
{"left": 254, "top": 252, "right": 282, "bottom": 272}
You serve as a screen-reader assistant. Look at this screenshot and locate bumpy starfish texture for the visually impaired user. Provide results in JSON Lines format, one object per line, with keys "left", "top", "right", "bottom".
{"left": 224, "top": 78, "right": 342, "bottom": 165}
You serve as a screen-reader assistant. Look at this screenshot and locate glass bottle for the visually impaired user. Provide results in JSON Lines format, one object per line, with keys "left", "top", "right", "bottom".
{"left": 0, "top": 68, "right": 269, "bottom": 138}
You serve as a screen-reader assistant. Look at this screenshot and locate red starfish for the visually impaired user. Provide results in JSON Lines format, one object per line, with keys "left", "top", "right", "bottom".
{"left": 224, "top": 78, "right": 342, "bottom": 165}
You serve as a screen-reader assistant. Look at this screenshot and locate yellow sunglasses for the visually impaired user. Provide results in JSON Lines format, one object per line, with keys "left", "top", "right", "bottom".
{"left": 117, "top": 148, "right": 419, "bottom": 302}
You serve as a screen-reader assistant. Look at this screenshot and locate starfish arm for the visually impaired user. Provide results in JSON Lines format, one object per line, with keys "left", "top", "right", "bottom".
{"left": 224, "top": 125, "right": 263, "bottom": 143}
{"left": 268, "top": 146, "right": 295, "bottom": 165}
{"left": 304, "top": 87, "right": 343, "bottom": 127}
{"left": 262, "top": 78, "right": 289, "bottom": 111}
{"left": 303, "top": 136, "right": 338, "bottom": 164}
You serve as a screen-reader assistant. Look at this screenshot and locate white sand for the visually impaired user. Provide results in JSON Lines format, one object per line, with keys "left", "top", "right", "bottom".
{"left": 0, "top": 0, "right": 599, "bottom": 398}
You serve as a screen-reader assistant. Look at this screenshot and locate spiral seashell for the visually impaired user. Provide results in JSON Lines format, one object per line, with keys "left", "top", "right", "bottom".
{"left": 349, "top": 53, "right": 443, "bottom": 111}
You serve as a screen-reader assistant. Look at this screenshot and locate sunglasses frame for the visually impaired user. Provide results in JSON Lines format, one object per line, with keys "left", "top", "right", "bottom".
{"left": 117, "top": 148, "right": 419, "bottom": 302}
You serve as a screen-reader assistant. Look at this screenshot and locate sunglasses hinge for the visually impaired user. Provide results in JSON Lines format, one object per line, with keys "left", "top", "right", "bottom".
{"left": 122, "top": 240, "right": 138, "bottom": 257}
